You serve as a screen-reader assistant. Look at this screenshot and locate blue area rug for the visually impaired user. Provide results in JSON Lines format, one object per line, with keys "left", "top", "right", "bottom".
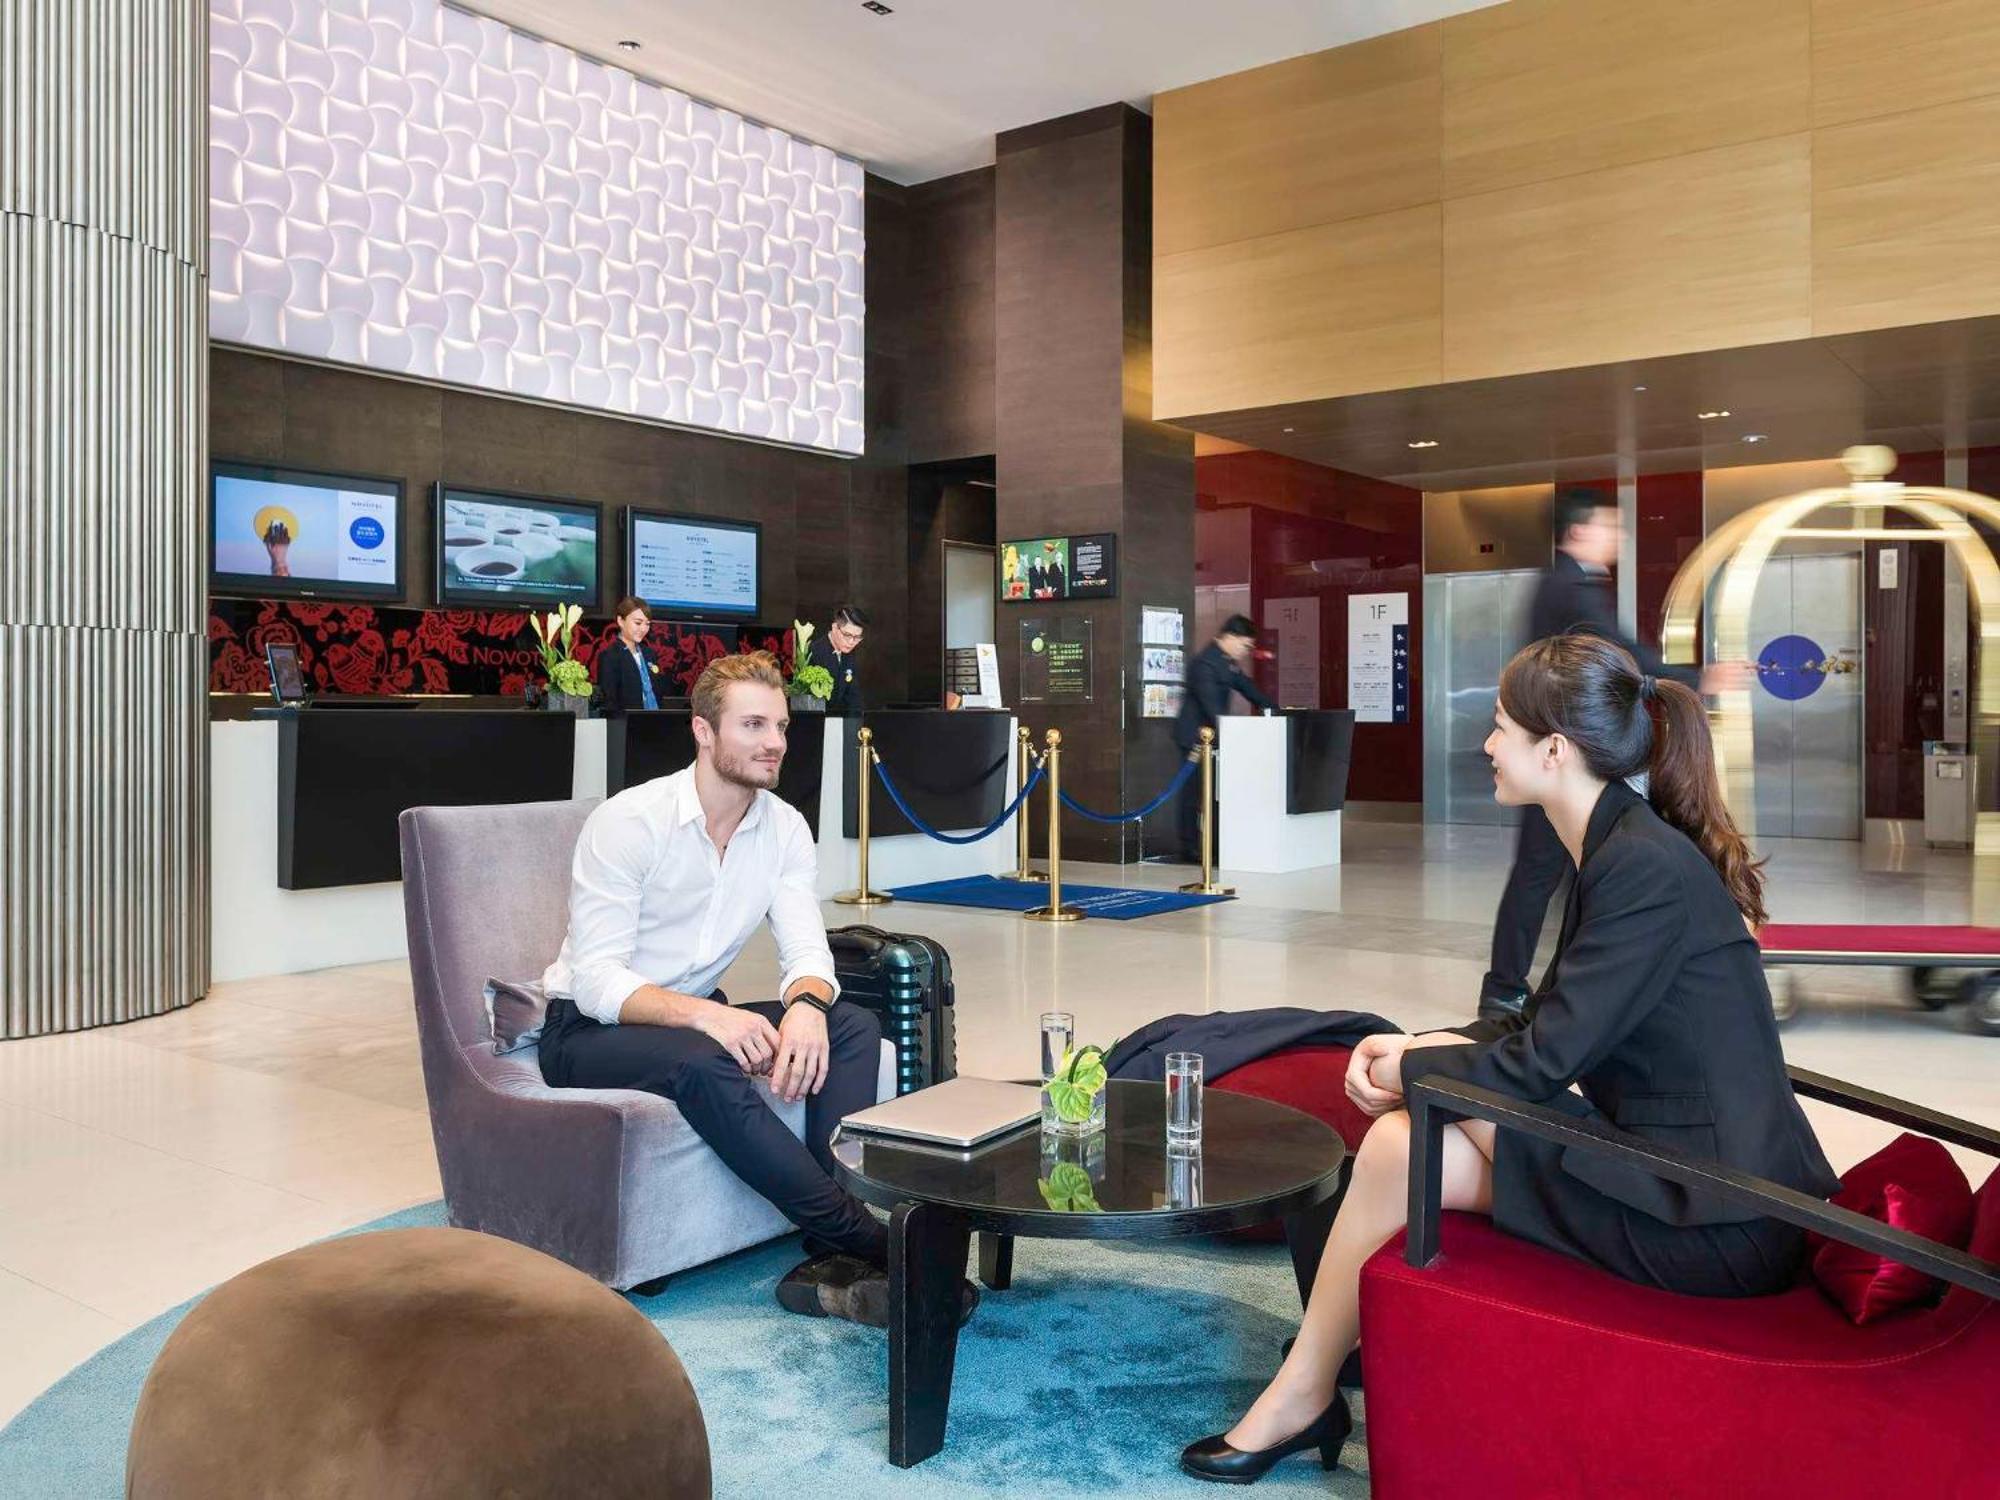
{"left": 0, "top": 1202, "right": 1369, "bottom": 1497}
{"left": 888, "top": 874, "right": 1235, "bottom": 920}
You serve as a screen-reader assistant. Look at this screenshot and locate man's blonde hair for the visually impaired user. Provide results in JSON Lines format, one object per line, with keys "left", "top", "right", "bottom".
{"left": 691, "top": 650, "right": 786, "bottom": 729}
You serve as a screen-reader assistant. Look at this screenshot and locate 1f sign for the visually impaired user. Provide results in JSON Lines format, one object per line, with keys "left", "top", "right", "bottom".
{"left": 1348, "top": 592, "right": 1410, "bottom": 724}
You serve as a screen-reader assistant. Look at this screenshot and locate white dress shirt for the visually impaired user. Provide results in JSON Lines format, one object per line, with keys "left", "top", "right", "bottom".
{"left": 541, "top": 766, "right": 839, "bottom": 1024}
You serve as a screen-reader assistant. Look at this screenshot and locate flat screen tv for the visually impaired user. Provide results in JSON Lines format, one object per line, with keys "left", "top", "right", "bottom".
{"left": 210, "top": 460, "right": 405, "bottom": 602}
{"left": 625, "top": 509, "right": 762, "bottom": 621}
{"left": 435, "top": 484, "right": 604, "bottom": 610}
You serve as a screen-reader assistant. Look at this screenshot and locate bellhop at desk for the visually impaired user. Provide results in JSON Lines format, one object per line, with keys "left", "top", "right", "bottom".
{"left": 1215, "top": 709, "right": 1355, "bottom": 872}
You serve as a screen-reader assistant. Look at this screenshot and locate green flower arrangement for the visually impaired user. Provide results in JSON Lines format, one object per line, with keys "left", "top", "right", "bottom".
{"left": 1044, "top": 1043, "right": 1109, "bottom": 1125}
{"left": 1037, "top": 1161, "right": 1102, "bottom": 1214}
{"left": 786, "top": 619, "right": 835, "bottom": 701}
{"left": 528, "top": 604, "right": 592, "bottom": 699}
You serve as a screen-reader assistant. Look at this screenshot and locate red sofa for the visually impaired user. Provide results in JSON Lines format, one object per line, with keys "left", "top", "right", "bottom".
{"left": 1358, "top": 1072, "right": 2000, "bottom": 1500}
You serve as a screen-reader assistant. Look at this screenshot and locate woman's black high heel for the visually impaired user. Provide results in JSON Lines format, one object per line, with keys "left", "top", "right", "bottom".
{"left": 1179, "top": 1390, "right": 1351, "bottom": 1484}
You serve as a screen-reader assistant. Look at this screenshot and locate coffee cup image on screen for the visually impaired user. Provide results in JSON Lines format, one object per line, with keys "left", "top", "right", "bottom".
{"left": 445, "top": 500, "right": 598, "bottom": 598}
{"left": 213, "top": 476, "right": 397, "bottom": 587}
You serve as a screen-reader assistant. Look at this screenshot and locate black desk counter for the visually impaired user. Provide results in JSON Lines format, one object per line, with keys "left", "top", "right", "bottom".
{"left": 268, "top": 708, "right": 575, "bottom": 889}
{"left": 607, "top": 710, "right": 826, "bottom": 832}
{"left": 1285, "top": 709, "right": 1357, "bottom": 816}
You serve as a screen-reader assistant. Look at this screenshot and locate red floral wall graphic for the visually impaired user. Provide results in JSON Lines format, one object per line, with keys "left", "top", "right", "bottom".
{"left": 209, "top": 600, "right": 792, "bottom": 699}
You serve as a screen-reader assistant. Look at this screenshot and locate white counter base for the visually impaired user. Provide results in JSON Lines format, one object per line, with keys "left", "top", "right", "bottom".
{"left": 210, "top": 719, "right": 606, "bottom": 983}
{"left": 1217, "top": 717, "right": 1342, "bottom": 873}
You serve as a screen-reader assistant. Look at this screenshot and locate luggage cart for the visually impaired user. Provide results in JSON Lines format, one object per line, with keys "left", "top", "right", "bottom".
{"left": 1756, "top": 924, "right": 2000, "bottom": 1035}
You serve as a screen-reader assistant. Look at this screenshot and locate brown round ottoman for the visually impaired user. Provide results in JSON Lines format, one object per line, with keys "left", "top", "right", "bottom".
{"left": 128, "top": 1227, "right": 710, "bottom": 1499}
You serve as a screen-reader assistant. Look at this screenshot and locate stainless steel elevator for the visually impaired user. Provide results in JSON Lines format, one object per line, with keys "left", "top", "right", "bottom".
{"left": 1723, "top": 552, "right": 1864, "bottom": 840}
{"left": 1423, "top": 569, "right": 1542, "bottom": 825}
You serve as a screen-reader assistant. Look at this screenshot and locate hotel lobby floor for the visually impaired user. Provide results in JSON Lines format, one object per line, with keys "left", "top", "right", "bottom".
{"left": 4, "top": 820, "right": 1998, "bottom": 1426}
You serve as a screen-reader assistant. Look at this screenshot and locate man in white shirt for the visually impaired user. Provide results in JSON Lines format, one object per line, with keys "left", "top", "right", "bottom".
{"left": 537, "top": 651, "right": 905, "bottom": 1325}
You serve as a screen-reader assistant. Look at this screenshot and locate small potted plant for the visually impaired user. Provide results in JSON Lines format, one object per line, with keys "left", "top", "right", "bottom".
{"left": 528, "top": 604, "right": 593, "bottom": 715}
{"left": 1042, "top": 1042, "right": 1109, "bottom": 1136}
{"left": 784, "top": 619, "right": 834, "bottom": 711}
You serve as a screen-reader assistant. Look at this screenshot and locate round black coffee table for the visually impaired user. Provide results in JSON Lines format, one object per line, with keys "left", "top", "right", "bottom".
{"left": 831, "top": 1079, "right": 1349, "bottom": 1467}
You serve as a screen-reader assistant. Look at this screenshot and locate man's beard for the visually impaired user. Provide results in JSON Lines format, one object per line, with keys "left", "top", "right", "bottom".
{"left": 713, "top": 744, "right": 781, "bottom": 790}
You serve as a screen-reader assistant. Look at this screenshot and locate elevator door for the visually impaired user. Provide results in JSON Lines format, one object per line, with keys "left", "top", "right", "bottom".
{"left": 1738, "top": 553, "right": 1863, "bottom": 840}
{"left": 1424, "top": 569, "right": 1541, "bottom": 825}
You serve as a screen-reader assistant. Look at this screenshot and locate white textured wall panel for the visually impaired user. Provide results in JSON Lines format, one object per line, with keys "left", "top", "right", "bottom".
{"left": 208, "top": 0, "right": 867, "bottom": 454}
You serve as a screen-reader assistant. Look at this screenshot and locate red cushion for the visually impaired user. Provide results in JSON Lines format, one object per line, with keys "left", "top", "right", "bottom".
{"left": 1211, "top": 1045, "right": 1370, "bottom": 1244}
{"left": 1809, "top": 1132, "right": 1975, "bottom": 1324}
{"left": 1210, "top": 1044, "right": 1373, "bottom": 1150}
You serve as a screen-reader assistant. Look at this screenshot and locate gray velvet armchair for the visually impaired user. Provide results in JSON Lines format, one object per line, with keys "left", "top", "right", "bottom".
{"left": 399, "top": 799, "right": 892, "bottom": 1291}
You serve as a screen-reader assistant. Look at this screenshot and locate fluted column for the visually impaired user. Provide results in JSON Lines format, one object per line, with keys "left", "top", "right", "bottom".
{"left": 0, "top": 0, "right": 208, "bottom": 1035}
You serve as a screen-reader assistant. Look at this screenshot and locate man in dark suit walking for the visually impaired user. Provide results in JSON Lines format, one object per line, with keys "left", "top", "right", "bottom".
{"left": 1481, "top": 488, "right": 1742, "bottom": 1017}
{"left": 1173, "top": 614, "right": 1276, "bottom": 863}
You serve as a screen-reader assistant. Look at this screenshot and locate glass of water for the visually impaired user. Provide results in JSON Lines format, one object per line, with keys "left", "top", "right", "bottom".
{"left": 1040, "top": 1012, "right": 1074, "bottom": 1131}
{"left": 1166, "top": 1051, "right": 1203, "bottom": 1153}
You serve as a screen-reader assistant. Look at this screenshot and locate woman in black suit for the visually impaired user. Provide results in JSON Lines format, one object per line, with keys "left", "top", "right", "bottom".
{"left": 594, "top": 596, "right": 664, "bottom": 716}
{"left": 1181, "top": 632, "right": 1840, "bottom": 1484}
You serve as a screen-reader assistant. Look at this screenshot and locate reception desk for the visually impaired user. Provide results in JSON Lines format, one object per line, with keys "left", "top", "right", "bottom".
{"left": 212, "top": 705, "right": 1011, "bottom": 980}
{"left": 212, "top": 711, "right": 607, "bottom": 982}
{"left": 1216, "top": 710, "right": 1355, "bottom": 872}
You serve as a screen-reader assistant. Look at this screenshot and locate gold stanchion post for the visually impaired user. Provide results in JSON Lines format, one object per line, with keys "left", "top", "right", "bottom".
{"left": 1001, "top": 723, "right": 1048, "bottom": 882}
{"left": 1025, "top": 729, "right": 1083, "bottom": 922}
{"left": 833, "top": 726, "right": 893, "bottom": 907}
{"left": 1177, "top": 727, "right": 1234, "bottom": 897}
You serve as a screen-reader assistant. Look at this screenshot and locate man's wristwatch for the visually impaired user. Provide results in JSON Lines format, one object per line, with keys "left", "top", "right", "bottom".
{"left": 789, "top": 991, "right": 835, "bottom": 1015}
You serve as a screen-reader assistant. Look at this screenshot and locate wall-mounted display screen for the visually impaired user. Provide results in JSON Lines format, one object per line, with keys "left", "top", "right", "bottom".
{"left": 435, "top": 485, "right": 603, "bottom": 609}
{"left": 999, "top": 531, "right": 1118, "bottom": 602}
{"left": 626, "top": 510, "right": 761, "bottom": 621}
{"left": 211, "top": 461, "right": 405, "bottom": 602}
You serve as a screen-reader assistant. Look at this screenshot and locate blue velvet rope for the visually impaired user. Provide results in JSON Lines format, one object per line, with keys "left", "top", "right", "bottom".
{"left": 871, "top": 756, "right": 1046, "bottom": 845}
{"left": 1055, "top": 755, "right": 1198, "bottom": 824}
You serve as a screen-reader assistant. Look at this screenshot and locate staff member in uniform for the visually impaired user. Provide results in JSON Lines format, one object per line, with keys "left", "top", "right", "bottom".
{"left": 1482, "top": 489, "right": 1740, "bottom": 1019}
{"left": 1173, "top": 614, "right": 1276, "bottom": 863}
{"left": 595, "top": 596, "right": 665, "bottom": 716}
{"left": 805, "top": 604, "right": 867, "bottom": 715}
{"left": 1178, "top": 633, "right": 1838, "bottom": 1483}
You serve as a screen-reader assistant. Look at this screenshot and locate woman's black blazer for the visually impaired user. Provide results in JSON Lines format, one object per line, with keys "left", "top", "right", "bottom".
{"left": 1403, "top": 778, "right": 1841, "bottom": 1227}
{"left": 594, "top": 643, "right": 662, "bottom": 716}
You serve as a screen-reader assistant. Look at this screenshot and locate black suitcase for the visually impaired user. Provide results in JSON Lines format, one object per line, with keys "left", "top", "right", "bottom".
{"left": 826, "top": 925, "right": 956, "bottom": 1094}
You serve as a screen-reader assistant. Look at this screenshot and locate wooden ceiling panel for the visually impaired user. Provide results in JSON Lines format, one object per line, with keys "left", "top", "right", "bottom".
{"left": 1439, "top": 0, "right": 1812, "bottom": 198}
{"left": 1153, "top": 25, "right": 1442, "bottom": 258}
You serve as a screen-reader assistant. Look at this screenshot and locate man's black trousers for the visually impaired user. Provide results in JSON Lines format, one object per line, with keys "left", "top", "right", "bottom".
{"left": 538, "top": 995, "right": 890, "bottom": 1264}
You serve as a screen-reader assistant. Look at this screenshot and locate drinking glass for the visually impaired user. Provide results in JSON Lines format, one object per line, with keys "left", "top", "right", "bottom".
{"left": 1040, "top": 1011, "right": 1073, "bottom": 1132}
{"left": 1166, "top": 1052, "right": 1203, "bottom": 1153}
{"left": 1166, "top": 1148, "right": 1203, "bottom": 1210}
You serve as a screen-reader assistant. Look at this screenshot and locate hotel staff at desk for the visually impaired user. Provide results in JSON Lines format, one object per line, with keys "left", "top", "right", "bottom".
{"left": 596, "top": 596, "right": 666, "bottom": 716}
{"left": 804, "top": 604, "right": 868, "bottom": 714}
{"left": 1175, "top": 614, "right": 1276, "bottom": 863}
{"left": 1179, "top": 633, "right": 1839, "bottom": 1485}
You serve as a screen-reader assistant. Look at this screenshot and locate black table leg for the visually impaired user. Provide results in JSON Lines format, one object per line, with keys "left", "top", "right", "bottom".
{"left": 1282, "top": 1176, "right": 1346, "bottom": 1310}
{"left": 977, "top": 1231, "right": 1013, "bottom": 1290}
{"left": 888, "top": 1199, "right": 971, "bottom": 1468}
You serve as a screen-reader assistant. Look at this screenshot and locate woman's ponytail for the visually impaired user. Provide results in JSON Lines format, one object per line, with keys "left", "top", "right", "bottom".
{"left": 1648, "top": 678, "right": 1767, "bottom": 927}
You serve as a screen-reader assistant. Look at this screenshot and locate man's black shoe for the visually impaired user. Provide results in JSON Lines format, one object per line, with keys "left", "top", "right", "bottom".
{"left": 775, "top": 1253, "right": 979, "bottom": 1329}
